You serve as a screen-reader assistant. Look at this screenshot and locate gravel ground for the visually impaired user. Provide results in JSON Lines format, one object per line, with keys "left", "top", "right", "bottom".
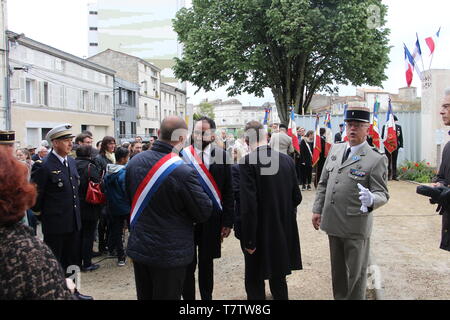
{"left": 79, "top": 181, "right": 449, "bottom": 300}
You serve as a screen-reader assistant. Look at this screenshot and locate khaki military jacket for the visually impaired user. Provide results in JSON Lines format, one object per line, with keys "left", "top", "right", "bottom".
{"left": 313, "top": 141, "right": 389, "bottom": 239}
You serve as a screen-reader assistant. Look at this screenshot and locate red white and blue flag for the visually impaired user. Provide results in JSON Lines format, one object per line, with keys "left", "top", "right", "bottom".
{"left": 182, "top": 145, "right": 223, "bottom": 211}
{"left": 383, "top": 100, "right": 398, "bottom": 154}
{"left": 425, "top": 27, "right": 441, "bottom": 55}
{"left": 288, "top": 107, "right": 300, "bottom": 153}
{"left": 369, "top": 100, "right": 381, "bottom": 150}
{"left": 263, "top": 107, "right": 271, "bottom": 131}
{"left": 404, "top": 45, "right": 414, "bottom": 87}
{"left": 323, "top": 112, "right": 333, "bottom": 157}
{"left": 312, "top": 114, "right": 321, "bottom": 167}
{"left": 130, "top": 153, "right": 184, "bottom": 227}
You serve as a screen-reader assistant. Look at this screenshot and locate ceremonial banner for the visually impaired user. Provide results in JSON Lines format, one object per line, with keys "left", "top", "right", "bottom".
{"left": 369, "top": 100, "right": 381, "bottom": 149}
{"left": 288, "top": 107, "right": 300, "bottom": 153}
{"left": 312, "top": 115, "right": 321, "bottom": 167}
{"left": 383, "top": 100, "right": 398, "bottom": 154}
{"left": 323, "top": 112, "right": 333, "bottom": 157}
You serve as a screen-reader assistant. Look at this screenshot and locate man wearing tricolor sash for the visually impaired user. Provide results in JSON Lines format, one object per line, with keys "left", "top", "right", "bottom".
{"left": 182, "top": 117, "right": 234, "bottom": 301}
{"left": 125, "top": 116, "right": 212, "bottom": 300}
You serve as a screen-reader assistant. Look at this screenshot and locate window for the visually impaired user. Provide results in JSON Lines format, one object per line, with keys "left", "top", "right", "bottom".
{"left": 119, "top": 121, "right": 126, "bottom": 135}
{"left": 43, "top": 82, "right": 49, "bottom": 106}
{"left": 89, "top": 27, "right": 98, "bottom": 31}
{"left": 164, "top": 109, "right": 167, "bottom": 117}
{"left": 89, "top": 43, "right": 99, "bottom": 47}
{"left": 131, "top": 122, "right": 137, "bottom": 135}
{"left": 25, "top": 79, "right": 34, "bottom": 103}
{"left": 89, "top": 11, "right": 98, "bottom": 15}
{"left": 104, "top": 95, "right": 110, "bottom": 113}
{"left": 155, "top": 106, "right": 158, "bottom": 118}
{"left": 144, "top": 103, "right": 148, "bottom": 118}
{"left": 93, "top": 93, "right": 99, "bottom": 111}
{"left": 180, "top": 112, "right": 184, "bottom": 118}
{"left": 82, "top": 91, "right": 89, "bottom": 110}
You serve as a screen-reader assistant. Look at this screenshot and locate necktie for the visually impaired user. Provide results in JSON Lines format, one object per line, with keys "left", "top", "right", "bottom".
{"left": 342, "top": 148, "right": 351, "bottom": 164}
{"left": 63, "top": 159, "right": 70, "bottom": 175}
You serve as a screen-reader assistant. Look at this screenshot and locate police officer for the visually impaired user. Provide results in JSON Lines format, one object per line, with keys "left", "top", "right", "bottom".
{"left": 31, "top": 124, "right": 82, "bottom": 274}
{"left": 312, "top": 106, "right": 389, "bottom": 300}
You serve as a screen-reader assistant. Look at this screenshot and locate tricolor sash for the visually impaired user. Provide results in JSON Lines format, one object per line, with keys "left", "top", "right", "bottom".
{"left": 181, "top": 145, "right": 223, "bottom": 211}
{"left": 130, "top": 153, "right": 184, "bottom": 227}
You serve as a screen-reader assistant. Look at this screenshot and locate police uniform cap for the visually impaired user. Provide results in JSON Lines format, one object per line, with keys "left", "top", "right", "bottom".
{"left": 46, "top": 124, "right": 75, "bottom": 141}
{"left": 0, "top": 130, "right": 16, "bottom": 145}
{"left": 344, "top": 106, "right": 371, "bottom": 123}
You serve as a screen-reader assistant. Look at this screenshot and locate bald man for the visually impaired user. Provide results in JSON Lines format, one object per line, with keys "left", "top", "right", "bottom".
{"left": 126, "top": 116, "right": 213, "bottom": 300}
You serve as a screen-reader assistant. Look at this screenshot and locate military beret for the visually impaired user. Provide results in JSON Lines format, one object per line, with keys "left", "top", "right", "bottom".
{"left": 344, "top": 106, "right": 371, "bottom": 123}
{"left": 46, "top": 124, "right": 75, "bottom": 141}
{"left": 0, "top": 130, "right": 16, "bottom": 145}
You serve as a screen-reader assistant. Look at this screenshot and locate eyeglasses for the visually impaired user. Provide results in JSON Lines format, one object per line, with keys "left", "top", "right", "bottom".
{"left": 346, "top": 123, "right": 368, "bottom": 129}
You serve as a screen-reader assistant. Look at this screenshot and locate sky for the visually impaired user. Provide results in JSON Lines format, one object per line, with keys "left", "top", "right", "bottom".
{"left": 7, "top": 0, "right": 450, "bottom": 105}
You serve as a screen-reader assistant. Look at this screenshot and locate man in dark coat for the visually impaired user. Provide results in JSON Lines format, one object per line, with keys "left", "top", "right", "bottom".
{"left": 334, "top": 124, "right": 344, "bottom": 143}
{"left": 239, "top": 120, "right": 302, "bottom": 300}
{"left": 381, "top": 116, "right": 403, "bottom": 180}
{"left": 126, "top": 116, "right": 213, "bottom": 300}
{"left": 182, "top": 117, "right": 234, "bottom": 300}
{"left": 434, "top": 91, "right": 450, "bottom": 252}
{"left": 31, "top": 124, "right": 82, "bottom": 274}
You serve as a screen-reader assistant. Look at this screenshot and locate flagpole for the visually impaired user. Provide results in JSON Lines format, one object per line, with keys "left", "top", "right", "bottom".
{"left": 429, "top": 27, "right": 441, "bottom": 70}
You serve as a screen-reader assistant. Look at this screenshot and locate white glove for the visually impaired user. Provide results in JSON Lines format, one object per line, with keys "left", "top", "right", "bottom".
{"left": 357, "top": 183, "right": 374, "bottom": 213}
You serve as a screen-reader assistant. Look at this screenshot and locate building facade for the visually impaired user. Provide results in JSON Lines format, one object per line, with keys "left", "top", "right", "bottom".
{"left": 8, "top": 31, "right": 115, "bottom": 147}
{"left": 160, "top": 82, "right": 177, "bottom": 120}
{"left": 0, "top": 0, "right": 7, "bottom": 129}
{"left": 87, "top": 0, "right": 186, "bottom": 89}
{"left": 114, "top": 77, "right": 139, "bottom": 143}
{"left": 88, "top": 49, "right": 161, "bottom": 138}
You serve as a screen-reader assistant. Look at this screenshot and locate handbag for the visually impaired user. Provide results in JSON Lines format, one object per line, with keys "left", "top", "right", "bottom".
{"left": 85, "top": 163, "right": 106, "bottom": 205}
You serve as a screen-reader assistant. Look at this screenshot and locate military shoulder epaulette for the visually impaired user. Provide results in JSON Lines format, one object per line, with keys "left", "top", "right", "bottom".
{"left": 371, "top": 147, "right": 384, "bottom": 154}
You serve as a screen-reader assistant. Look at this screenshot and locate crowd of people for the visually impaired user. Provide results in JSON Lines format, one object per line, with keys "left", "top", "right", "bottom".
{"left": 0, "top": 92, "right": 448, "bottom": 300}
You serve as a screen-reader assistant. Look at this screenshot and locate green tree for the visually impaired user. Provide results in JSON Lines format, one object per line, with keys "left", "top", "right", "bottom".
{"left": 173, "top": 0, "right": 390, "bottom": 124}
{"left": 197, "top": 101, "right": 215, "bottom": 119}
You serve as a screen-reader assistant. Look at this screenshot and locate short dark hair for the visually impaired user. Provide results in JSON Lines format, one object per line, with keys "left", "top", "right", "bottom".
{"left": 75, "top": 133, "right": 92, "bottom": 144}
{"left": 76, "top": 145, "right": 93, "bottom": 158}
{"left": 197, "top": 116, "right": 216, "bottom": 130}
{"left": 320, "top": 128, "right": 326, "bottom": 135}
{"left": 115, "top": 147, "right": 130, "bottom": 162}
{"left": 279, "top": 124, "right": 287, "bottom": 130}
{"left": 96, "top": 140, "right": 102, "bottom": 148}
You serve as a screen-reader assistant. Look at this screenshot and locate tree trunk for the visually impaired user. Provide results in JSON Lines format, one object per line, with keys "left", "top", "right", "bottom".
{"left": 272, "top": 87, "right": 289, "bottom": 125}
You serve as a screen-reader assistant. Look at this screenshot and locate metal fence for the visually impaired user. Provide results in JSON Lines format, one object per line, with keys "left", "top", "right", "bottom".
{"left": 294, "top": 111, "right": 422, "bottom": 164}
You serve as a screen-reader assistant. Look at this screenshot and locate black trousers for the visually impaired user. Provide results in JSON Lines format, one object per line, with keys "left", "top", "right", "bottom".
{"left": 98, "top": 209, "right": 109, "bottom": 252}
{"left": 108, "top": 215, "right": 127, "bottom": 260}
{"left": 44, "top": 231, "right": 80, "bottom": 274}
{"left": 386, "top": 150, "right": 399, "bottom": 179}
{"left": 133, "top": 261, "right": 186, "bottom": 300}
{"left": 80, "top": 219, "right": 97, "bottom": 268}
{"left": 241, "top": 244, "right": 288, "bottom": 300}
{"left": 300, "top": 164, "right": 312, "bottom": 186}
{"left": 182, "top": 246, "right": 214, "bottom": 300}
{"left": 295, "top": 157, "right": 303, "bottom": 184}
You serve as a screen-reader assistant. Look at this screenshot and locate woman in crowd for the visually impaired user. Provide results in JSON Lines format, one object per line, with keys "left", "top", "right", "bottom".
{"left": 16, "top": 148, "right": 34, "bottom": 172}
{"left": 76, "top": 145, "right": 102, "bottom": 272}
{"left": 94, "top": 136, "right": 116, "bottom": 255}
{"left": 0, "top": 148, "right": 74, "bottom": 300}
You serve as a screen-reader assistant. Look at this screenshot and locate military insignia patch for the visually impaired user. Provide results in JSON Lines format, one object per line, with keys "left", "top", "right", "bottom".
{"left": 51, "top": 170, "right": 62, "bottom": 174}
{"left": 331, "top": 155, "right": 337, "bottom": 161}
{"left": 352, "top": 156, "right": 361, "bottom": 161}
{"left": 350, "top": 169, "right": 367, "bottom": 177}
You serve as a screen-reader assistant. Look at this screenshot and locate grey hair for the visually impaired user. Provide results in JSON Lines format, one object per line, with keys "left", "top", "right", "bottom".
{"left": 36, "top": 145, "right": 47, "bottom": 153}
{"left": 445, "top": 88, "right": 450, "bottom": 97}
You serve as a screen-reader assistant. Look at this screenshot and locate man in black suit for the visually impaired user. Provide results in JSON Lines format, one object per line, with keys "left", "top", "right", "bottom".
{"left": 335, "top": 124, "right": 344, "bottom": 143}
{"left": 239, "top": 120, "right": 302, "bottom": 300}
{"left": 381, "top": 116, "right": 404, "bottom": 180}
{"left": 182, "top": 117, "right": 234, "bottom": 300}
{"left": 31, "top": 124, "right": 82, "bottom": 274}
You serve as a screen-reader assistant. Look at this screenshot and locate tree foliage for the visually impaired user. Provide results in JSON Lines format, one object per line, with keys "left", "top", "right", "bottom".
{"left": 173, "top": 0, "right": 390, "bottom": 124}
{"left": 197, "top": 101, "right": 215, "bottom": 119}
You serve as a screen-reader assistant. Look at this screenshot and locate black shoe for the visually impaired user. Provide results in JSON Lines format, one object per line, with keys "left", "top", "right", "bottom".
{"left": 73, "top": 289, "right": 94, "bottom": 300}
{"left": 81, "top": 264, "right": 100, "bottom": 272}
{"left": 92, "top": 251, "right": 102, "bottom": 258}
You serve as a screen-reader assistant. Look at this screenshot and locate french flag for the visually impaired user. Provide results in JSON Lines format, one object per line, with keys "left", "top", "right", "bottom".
{"left": 342, "top": 104, "right": 349, "bottom": 142}
{"left": 288, "top": 107, "right": 300, "bottom": 153}
{"left": 323, "top": 113, "right": 333, "bottom": 157}
{"left": 412, "top": 33, "right": 423, "bottom": 66}
{"left": 383, "top": 100, "right": 398, "bottom": 154}
{"left": 312, "top": 115, "right": 321, "bottom": 167}
{"left": 404, "top": 45, "right": 414, "bottom": 87}
{"left": 425, "top": 27, "right": 441, "bottom": 55}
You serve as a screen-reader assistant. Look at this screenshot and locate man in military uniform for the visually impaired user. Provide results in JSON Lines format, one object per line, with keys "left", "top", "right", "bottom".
{"left": 312, "top": 106, "right": 389, "bottom": 300}
{"left": 31, "top": 124, "right": 82, "bottom": 274}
